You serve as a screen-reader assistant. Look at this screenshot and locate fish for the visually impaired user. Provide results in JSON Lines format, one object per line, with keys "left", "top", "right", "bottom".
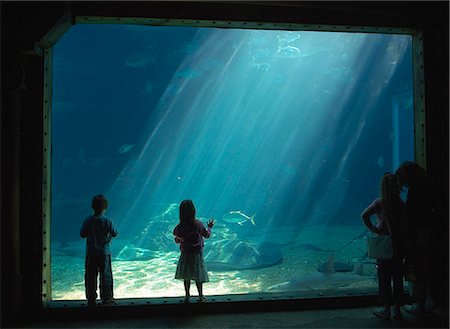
{"left": 54, "top": 239, "right": 159, "bottom": 261}
{"left": 317, "top": 256, "right": 354, "bottom": 273}
{"left": 78, "top": 148, "right": 110, "bottom": 167}
{"left": 267, "top": 255, "right": 374, "bottom": 292}
{"left": 222, "top": 211, "right": 256, "bottom": 226}
{"left": 115, "top": 244, "right": 158, "bottom": 261}
{"left": 276, "top": 45, "right": 301, "bottom": 58}
{"left": 117, "top": 144, "right": 135, "bottom": 154}
{"left": 267, "top": 271, "right": 372, "bottom": 292}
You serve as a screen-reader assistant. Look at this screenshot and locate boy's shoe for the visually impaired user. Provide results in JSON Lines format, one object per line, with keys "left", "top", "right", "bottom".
{"left": 404, "top": 303, "right": 426, "bottom": 318}
{"left": 102, "top": 298, "right": 116, "bottom": 306}
{"left": 373, "top": 308, "right": 390, "bottom": 320}
{"left": 87, "top": 300, "right": 96, "bottom": 307}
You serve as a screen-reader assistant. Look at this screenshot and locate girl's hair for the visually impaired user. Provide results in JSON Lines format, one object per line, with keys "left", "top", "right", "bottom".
{"left": 92, "top": 194, "right": 108, "bottom": 212}
{"left": 179, "top": 199, "right": 196, "bottom": 227}
{"left": 380, "top": 173, "right": 402, "bottom": 232}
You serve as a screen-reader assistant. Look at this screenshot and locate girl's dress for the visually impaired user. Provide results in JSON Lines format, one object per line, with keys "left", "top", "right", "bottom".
{"left": 173, "top": 220, "right": 211, "bottom": 283}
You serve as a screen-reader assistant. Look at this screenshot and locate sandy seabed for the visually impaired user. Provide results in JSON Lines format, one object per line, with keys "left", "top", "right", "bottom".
{"left": 52, "top": 224, "right": 378, "bottom": 300}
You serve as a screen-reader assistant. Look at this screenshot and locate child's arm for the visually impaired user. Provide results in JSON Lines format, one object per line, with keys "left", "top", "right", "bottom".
{"left": 110, "top": 220, "right": 119, "bottom": 237}
{"left": 173, "top": 226, "right": 184, "bottom": 243}
{"left": 80, "top": 219, "right": 88, "bottom": 238}
{"left": 361, "top": 200, "right": 381, "bottom": 234}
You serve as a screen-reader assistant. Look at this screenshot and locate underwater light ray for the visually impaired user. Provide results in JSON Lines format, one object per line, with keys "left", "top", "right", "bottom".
{"left": 230, "top": 32, "right": 388, "bottom": 234}
{"left": 305, "top": 37, "right": 408, "bottom": 230}
{"left": 303, "top": 102, "right": 372, "bottom": 225}
{"left": 150, "top": 31, "right": 246, "bottom": 163}
{"left": 108, "top": 32, "right": 235, "bottom": 218}
{"left": 248, "top": 55, "right": 354, "bottom": 228}
{"left": 198, "top": 31, "right": 247, "bottom": 95}
{"left": 107, "top": 74, "right": 208, "bottom": 225}
{"left": 148, "top": 44, "right": 251, "bottom": 202}
{"left": 232, "top": 34, "right": 354, "bottom": 232}
{"left": 161, "top": 33, "right": 289, "bottom": 208}
{"left": 240, "top": 111, "right": 329, "bottom": 231}
{"left": 112, "top": 151, "right": 169, "bottom": 230}
{"left": 156, "top": 30, "right": 396, "bottom": 236}
{"left": 298, "top": 35, "right": 400, "bottom": 208}
{"left": 131, "top": 30, "right": 232, "bottom": 161}
{"left": 136, "top": 75, "right": 195, "bottom": 160}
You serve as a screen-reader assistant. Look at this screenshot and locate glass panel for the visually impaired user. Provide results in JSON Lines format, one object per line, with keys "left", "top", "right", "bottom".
{"left": 51, "top": 24, "right": 414, "bottom": 300}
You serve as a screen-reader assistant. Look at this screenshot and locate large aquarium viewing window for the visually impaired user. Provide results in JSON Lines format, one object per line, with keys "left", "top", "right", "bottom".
{"left": 49, "top": 22, "right": 416, "bottom": 301}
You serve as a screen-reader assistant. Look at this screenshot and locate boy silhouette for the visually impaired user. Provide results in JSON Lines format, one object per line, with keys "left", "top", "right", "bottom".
{"left": 80, "top": 194, "right": 118, "bottom": 306}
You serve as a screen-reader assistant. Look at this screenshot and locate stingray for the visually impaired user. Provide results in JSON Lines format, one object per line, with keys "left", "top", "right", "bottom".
{"left": 317, "top": 259, "right": 354, "bottom": 273}
{"left": 267, "top": 271, "right": 372, "bottom": 292}
{"left": 204, "top": 240, "right": 283, "bottom": 271}
{"left": 114, "top": 244, "right": 158, "bottom": 261}
{"left": 316, "top": 254, "right": 373, "bottom": 273}
{"left": 267, "top": 255, "right": 374, "bottom": 292}
{"left": 53, "top": 239, "right": 159, "bottom": 261}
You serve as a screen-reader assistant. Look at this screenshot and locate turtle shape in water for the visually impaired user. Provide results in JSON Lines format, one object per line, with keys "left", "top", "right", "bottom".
{"left": 204, "top": 240, "right": 283, "bottom": 271}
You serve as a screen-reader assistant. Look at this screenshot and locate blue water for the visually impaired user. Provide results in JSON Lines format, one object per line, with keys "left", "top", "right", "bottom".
{"left": 51, "top": 24, "right": 414, "bottom": 299}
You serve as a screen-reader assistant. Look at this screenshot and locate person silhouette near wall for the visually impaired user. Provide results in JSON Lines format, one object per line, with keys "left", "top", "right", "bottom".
{"left": 395, "top": 161, "right": 438, "bottom": 317}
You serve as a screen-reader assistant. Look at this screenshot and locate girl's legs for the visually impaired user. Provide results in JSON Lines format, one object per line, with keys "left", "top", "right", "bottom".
{"left": 183, "top": 280, "right": 191, "bottom": 302}
{"left": 195, "top": 281, "right": 206, "bottom": 302}
{"left": 375, "top": 260, "right": 392, "bottom": 318}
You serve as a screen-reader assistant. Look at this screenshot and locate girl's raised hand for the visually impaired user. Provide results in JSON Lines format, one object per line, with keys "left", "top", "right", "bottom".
{"left": 207, "top": 219, "right": 215, "bottom": 228}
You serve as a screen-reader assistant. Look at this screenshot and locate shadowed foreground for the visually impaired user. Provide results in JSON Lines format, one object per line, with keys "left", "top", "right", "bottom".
{"left": 12, "top": 304, "right": 449, "bottom": 329}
